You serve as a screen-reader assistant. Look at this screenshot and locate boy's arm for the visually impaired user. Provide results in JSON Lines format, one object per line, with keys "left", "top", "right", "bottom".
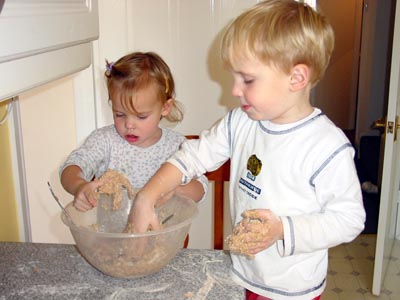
{"left": 174, "top": 179, "right": 205, "bottom": 203}
{"left": 128, "top": 162, "right": 183, "bottom": 232}
{"left": 154, "top": 176, "right": 207, "bottom": 207}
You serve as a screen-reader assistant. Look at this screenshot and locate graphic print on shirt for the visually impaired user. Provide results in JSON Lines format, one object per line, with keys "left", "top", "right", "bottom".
{"left": 239, "top": 154, "right": 262, "bottom": 200}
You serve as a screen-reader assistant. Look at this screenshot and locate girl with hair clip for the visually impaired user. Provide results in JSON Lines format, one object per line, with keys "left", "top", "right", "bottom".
{"left": 60, "top": 51, "right": 207, "bottom": 212}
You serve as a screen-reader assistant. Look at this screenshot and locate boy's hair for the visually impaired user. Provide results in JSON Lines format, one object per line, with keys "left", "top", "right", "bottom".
{"left": 105, "top": 51, "right": 183, "bottom": 123}
{"left": 221, "top": 0, "right": 334, "bottom": 87}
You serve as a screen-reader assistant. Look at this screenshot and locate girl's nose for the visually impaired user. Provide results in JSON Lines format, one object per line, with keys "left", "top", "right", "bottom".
{"left": 125, "top": 117, "right": 135, "bottom": 129}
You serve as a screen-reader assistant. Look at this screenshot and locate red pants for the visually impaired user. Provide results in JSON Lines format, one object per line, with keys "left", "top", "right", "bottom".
{"left": 245, "top": 289, "right": 321, "bottom": 300}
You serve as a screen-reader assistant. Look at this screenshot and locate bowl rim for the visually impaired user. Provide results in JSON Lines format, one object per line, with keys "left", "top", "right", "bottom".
{"left": 61, "top": 199, "right": 199, "bottom": 238}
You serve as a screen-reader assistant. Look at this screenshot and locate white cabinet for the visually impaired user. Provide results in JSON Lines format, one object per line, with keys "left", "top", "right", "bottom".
{"left": 0, "top": 0, "right": 99, "bottom": 101}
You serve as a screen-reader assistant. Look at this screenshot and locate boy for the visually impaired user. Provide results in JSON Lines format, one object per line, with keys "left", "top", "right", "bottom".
{"left": 128, "top": 1, "right": 365, "bottom": 299}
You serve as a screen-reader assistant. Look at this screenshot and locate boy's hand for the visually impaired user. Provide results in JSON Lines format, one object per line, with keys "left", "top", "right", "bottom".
{"left": 155, "top": 190, "right": 175, "bottom": 207}
{"left": 227, "top": 209, "right": 283, "bottom": 258}
{"left": 73, "top": 180, "right": 102, "bottom": 211}
{"left": 126, "top": 193, "right": 161, "bottom": 233}
{"left": 243, "top": 209, "right": 283, "bottom": 255}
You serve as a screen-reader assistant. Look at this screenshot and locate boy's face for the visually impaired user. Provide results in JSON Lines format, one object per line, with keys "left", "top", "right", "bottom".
{"left": 229, "top": 57, "right": 311, "bottom": 124}
{"left": 111, "top": 83, "right": 171, "bottom": 148}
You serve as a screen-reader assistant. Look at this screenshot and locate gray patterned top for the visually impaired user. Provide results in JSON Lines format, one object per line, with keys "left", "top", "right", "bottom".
{"left": 59, "top": 125, "right": 208, "bottom": 194}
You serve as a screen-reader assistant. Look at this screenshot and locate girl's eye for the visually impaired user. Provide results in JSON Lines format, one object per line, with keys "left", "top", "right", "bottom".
{"left": 137, "top": 115, "right": 148, "bottom": 120}
{"left": 115, "top": 112, "right": 125, "bottom": 118}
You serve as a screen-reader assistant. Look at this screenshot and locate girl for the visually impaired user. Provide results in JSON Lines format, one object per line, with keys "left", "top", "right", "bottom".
{"left": 60, "top": 52, "right": 207, "bottom": 211}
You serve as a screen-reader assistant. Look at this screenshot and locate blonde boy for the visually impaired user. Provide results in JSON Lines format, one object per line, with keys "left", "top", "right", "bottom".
{"left": 128, "top": 1, "right": 365, "bottom": 299}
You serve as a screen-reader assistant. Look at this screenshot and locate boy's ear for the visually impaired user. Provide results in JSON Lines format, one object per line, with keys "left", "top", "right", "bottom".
{"left": 161, "top": 98, "right": 173, "bottom": 116}
{"left": 289, "top": 64, "right": 310, "bottom": 91}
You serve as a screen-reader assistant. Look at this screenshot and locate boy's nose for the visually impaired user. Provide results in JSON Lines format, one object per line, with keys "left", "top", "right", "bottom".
{"left": 231, "top": 83, "right": 242, "bottom": 97}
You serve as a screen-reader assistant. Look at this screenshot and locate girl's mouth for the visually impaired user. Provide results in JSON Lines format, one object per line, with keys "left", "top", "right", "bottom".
{"left": 125, "top": 134, "right": 139, "bottom": 143}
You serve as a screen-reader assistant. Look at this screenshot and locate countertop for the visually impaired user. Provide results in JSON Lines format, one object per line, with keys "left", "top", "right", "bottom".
{"left": 0, "top": 242, "right": 244, "bottom": 300}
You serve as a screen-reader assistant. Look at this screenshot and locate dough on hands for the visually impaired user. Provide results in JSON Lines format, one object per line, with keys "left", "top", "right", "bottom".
{"left": 226, "top": 210, "right": 270, "bottom": 259}
{"left": 95, "top": 169, "right": 133, "bottom": 210}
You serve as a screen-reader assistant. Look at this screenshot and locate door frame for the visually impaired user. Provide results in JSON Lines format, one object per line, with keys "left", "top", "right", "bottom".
{"left": 372, "top": 0, "right": 400, "bottom": 294}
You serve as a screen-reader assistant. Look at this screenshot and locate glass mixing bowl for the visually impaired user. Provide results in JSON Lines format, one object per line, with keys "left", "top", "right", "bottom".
{"left": 61, "top": 194, "right": 198, "bottom": 278}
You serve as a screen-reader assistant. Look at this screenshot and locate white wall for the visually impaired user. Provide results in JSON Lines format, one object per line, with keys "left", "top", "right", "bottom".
{"left": 313, "top": 0, "right": 360, "bottom": 130}
{"left": 92, "top": 0, "right": 257, "bottom": 130}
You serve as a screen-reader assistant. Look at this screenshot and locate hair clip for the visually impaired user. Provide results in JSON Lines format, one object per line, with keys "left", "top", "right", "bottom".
{"left": 105, "top": 60, "right": 114, "bottom": 73}
{"left": 164, "top": 77, "right": 169, "bottom": 94}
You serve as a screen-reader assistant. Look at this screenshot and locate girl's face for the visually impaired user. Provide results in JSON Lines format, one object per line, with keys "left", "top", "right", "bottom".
{"left": 111, "top": 83, "right": 172, "bottom": 148}
{"left": 230, "top": 56, "right": 311, "bottom": 124}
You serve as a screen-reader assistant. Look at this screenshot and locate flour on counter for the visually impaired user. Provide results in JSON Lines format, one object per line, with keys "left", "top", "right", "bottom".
{"left": 13, "top": 283, "right": 94, "bottom": 297}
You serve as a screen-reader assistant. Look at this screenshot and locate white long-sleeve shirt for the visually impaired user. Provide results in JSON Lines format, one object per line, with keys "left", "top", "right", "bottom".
{"left": 168, "top": 108, "right": 365, "bottom": 300}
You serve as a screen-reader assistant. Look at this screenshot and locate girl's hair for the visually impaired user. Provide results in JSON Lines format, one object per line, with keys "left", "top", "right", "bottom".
{"left": 221, "top": 0, "right": 335, "bottom": 87}
{"left": 105, "top": 52, "right": 183, "bottom": 123}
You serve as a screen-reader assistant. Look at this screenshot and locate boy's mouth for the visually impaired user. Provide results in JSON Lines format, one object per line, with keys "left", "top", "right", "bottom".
{"left": 125, "top": 134, "right": 139, "bottom": 143}
{"left": 241, "top": 104, "right": 251, "bottom": 111}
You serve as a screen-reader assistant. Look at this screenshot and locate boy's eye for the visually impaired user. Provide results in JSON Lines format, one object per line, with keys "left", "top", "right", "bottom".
{"left": 243, "top": 77, "right": 254, "bottom": 84}
{"left": 115, "top": 112, "right": 125, "bottom": 118}
{"left": 137, "top": 115, "right": 148, "bottom": 120}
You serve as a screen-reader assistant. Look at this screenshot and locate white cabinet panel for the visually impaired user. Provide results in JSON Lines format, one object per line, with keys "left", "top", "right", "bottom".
{"left": 0, "top": 0, "right": 99, "bottom": 100}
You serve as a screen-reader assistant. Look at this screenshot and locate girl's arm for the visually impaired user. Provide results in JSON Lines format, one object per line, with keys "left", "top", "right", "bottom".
{"left": 61, "top": 165, "right": 87, "bottom": 195}
{"left": 61, "top": 165, "right": 102, "bottom": 211}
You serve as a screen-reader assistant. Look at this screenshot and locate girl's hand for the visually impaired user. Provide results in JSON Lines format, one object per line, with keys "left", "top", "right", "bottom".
{"left": 73, "top": 180, "right": 102, "bottom": 211}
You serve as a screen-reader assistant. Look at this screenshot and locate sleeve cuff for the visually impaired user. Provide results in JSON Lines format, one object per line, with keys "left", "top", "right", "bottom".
{"left": 181, "top": 175, "right": 190, "bottom": 185}
{"left": 276, "top": 216, "right": 295, "bottom": 257}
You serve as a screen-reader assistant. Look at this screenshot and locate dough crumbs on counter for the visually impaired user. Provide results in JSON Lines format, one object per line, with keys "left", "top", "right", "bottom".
{"left": 184, "top": 291, "right": 194, "bottom": 298}
{"left": 95, "top": 169, "right": 133, "bottom": 209}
